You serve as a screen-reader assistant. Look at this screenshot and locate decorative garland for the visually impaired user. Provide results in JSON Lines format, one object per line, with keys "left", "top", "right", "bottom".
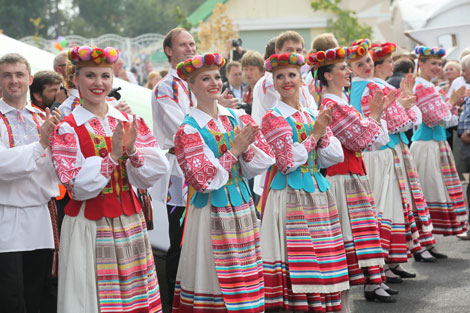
{"left": 264, "top": 53, "right": 305, "bottom": 72}
{"left": 176, "top": 53, "right": 226, "bottom": 81}
{"left": 68, "top": 46, "right": 120, "bottom": 66}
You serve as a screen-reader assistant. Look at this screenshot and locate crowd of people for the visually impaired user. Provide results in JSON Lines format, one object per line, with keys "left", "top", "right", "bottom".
{"left": 0, "top": 26, "right": 469, "bottom": 313}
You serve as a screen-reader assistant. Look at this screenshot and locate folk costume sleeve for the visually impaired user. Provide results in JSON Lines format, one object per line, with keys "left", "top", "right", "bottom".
{"left": 323, "top": 98, "right": 386, "bottom": 152}
{"left": 261, "top": 110, "right": 313, "bottom": 175}
{"left": 237, "top": 112, "right": 275, "bottom": 179}
{"left": 125, "top": 117, "right": 170, "bottom": 189}
{"left": 174, "top": 124, "right": 234, "bottom": 193}
{"left": 0, "top": 140, "right": 47, "bottom": 181}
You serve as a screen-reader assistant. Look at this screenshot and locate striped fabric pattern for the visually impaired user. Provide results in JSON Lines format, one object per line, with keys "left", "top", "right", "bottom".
{"left": 376, "top": 214, "right": 408, "bottom": 263}
{"left": 173, "top": 201, "right": 265, "bottom": 313}
{"left": 391, "top": 148, "right": 421, "bottom": 254}
{"left": 397, "top": 142, "right": 435, "bottom": 247}
{"left": 344, "top": 175, "right": 384, "bottom": 266}
{"left": 284, "top": 190, "right": 349, "bottom": 294}
{"left": 95, "top": 213, "right": 162, "bottom": 313}
{"left": 210, "top": 201, "right": 265, "bottom": 313}
{"left": 263, "top": 260, "right": 342, "bottom": 313}
{"left": 438, "top": 141, "right": 469, "bottom": 233}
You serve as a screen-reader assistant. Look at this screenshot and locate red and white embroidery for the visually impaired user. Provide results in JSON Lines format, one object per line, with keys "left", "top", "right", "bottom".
{"left": 324, "top": 98, "right": 381, "bottom": 152}
{"left": 89, "top": 118, "right": 106, "bottom": 136}
{"left": 100, "top": 154, "right": 117, "bottom": 178}
{"left": 414, "top": 83, "right": 451, "bottom": 127}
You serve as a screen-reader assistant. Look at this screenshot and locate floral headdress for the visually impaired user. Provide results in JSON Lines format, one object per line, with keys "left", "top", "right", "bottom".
{"left": 68, "top": 46, "right": 120, "bottom": 68}
{"left": 415, "top": 46, "right": 446, "bottom": 59}
{"left": 264, "top": 53, "right": 305, "bottom": 72}
{"left": 176, "top": 53, "right": 225, "bottom": 81}
{"left": 306, "top": 47, "right": 349, "bottom": 105}
{"left": 347, "top": 38, "right": 371, "bottom": 62}
{"left": 307, "top": 46, "right": 349, "bottom": 68}
{"left": 369, "top": 42, "right": 397, "bottom": 62}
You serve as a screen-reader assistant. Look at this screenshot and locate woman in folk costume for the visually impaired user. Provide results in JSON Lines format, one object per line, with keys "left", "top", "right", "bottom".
{"left": 370, "top": 43, "right": 438, "bottom": 267}
{"left": 172, "top": 53, "right": 275, "bottom": 313}
{"left": 349, "top": 39, "right": 421, "bottom": 285}
{"left": 50, "top": 46, "right": 169, "bottom": 313}
{"left": 410, "top": 46, "right": 468, "bottom": 257}
{"left": 260, "top": 52, "right": 349, "bottom": 313}
{"left": 310, "top": 45, "right": 395, "bottom": 305}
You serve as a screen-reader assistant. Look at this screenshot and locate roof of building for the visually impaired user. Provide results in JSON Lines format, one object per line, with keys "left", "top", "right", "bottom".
{"left": 187, "top": 0, "right": 228, "bottom": 26}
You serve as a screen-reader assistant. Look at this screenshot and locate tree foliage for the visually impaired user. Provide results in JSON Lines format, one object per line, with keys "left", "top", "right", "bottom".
{"left": 0, "top": 0, "right": 205, "bottom": 39}
{"left": 198, "top": 3, "right": 239, "bottom": 53}
{"left": 311, "top": 0, "right": 373, "bottom": 46}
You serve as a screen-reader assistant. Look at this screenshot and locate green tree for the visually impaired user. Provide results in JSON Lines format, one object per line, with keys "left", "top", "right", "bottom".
{"left": 311, "top": 0, "right": 373, "bottom": 45}
{"left": 0, "top": 0, "right": 53, "bottom": 38}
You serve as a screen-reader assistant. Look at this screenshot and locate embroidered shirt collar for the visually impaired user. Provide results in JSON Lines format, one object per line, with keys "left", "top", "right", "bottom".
{"left": 72, "top": 103, "right": 127, "bottom": 126}
{"left": 324, "top": 93, "right": 349, "bottom": 106}
{"left": 416, "top": 77, "right": 434, "bottom": 88}
{"left": 0, "top": 99, "right": 42, "bottom": 115}
{"left": 70, "top": 88, "right": 79, "bottom": 98}
{"left": 189, "top": 104, "right": 233, "bottom": 128}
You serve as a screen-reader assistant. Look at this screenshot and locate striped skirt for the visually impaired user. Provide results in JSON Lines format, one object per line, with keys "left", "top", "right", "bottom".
{"left": 326, "top": 174, "right": 385, "bottom": 286}
{"left": 410, "top": 140, "right": 468, "bottom": 235}
{"left": 172, "top": 199, "right": 264, "bottom": 313}
{"left": 261, "top": 186, "right": 349, "bottom": 312}
{"left": 58, "top": 205, "right": 162, "bottom": 313}
{"left": 394, "top": 141, "right": 435, "bottom": 247}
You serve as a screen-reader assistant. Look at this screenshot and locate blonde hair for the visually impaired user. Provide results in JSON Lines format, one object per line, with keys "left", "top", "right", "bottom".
{"left": 65, "top": 60, "right": 76, "bottom": 90}
{"left": 444, "top": 60, "right": 461, "bottom": 74}
{"left": 145, "top": 71, "right": 161, "bottom": 89}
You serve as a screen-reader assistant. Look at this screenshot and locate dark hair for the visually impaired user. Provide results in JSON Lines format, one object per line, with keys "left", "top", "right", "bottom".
{"left": 264, "top": 37, "right": 277, "bottom": 60}
{"left": 314, "top": 64, "right": 335, "bottom": 87}
{"left": 30, "top": 70, "right": 63, "bottom": 104}
{"left": 393, "top": 58, "right": 414, "bottom": 75}
{"left": 163, "top": 27, "right": 186, "bottom": 62}
{"left": 374, "top": 59, "right": 385, "bottom": 67}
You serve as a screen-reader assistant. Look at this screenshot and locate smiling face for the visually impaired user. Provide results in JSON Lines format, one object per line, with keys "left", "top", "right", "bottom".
{"left": 166, "top": 31, "right": 196, "bottom": 67}
{"left": 74, "top": 67, "right": 113, "bottom": 106}
{"left": 325, "top": 61, "right": 351, "bottom": 88}
{"left": 0, "top": 62, "right": 32, "bottom": 103}
{"left": 272, "top": 66, "right": 301, "bottom": 100}
{"left": 188, "top": 69, "right": 222, "bottom": 103}
{"left": 419, "top": 58, "right": 442, "bottom": 80}
{"left": 349, "top": 53, "right": 374, "bottom": 79}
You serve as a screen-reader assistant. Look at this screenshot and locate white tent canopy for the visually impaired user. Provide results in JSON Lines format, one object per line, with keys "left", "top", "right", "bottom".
{"left": 0, "top": 34, "right": 154, "bottom": 130}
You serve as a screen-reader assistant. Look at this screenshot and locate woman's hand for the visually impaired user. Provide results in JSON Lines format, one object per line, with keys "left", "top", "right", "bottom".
{"left": 219, "top": 89, "right": 239, "bottom": 108}
{"left": 111, "top": 122, "right": 124, "bottom": 162}
{"left": 399, "top": 73, "right": 415, "bottom": 98}
{"left": 450, "top": 85, "right": 466, "bottom": 107}
{"left": 115, "top": 100, "right": 133, "bottom": 114}
{"left": 230, "top": 123, "right": 259, "bottom": 157}
{"left": 123, "top": 115, "right": 138, "bottom": 155}
{"left": 369, "top": 90, "right": 396, "bottom": 122}
{"left": 40, "top": 107, "right": 61, "bottom": 149}
{"left": 312, "top": 106, "right": 333, "bottom": 141}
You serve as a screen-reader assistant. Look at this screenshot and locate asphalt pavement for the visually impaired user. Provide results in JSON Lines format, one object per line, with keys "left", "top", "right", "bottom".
{"left": 350, "top": 235, "right": 470, "bottom": 313}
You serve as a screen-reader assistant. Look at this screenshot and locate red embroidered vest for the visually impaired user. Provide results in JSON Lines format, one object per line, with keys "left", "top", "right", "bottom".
{"left": 63, "top": 114, "right": 142, "bottom": 220}
{"left": 326, "top": 148, "right": 366, "bottom": 176}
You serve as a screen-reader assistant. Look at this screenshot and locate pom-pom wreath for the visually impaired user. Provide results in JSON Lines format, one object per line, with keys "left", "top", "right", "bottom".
{"left": 68, "top": 46, "right": 120, "bottom": 67}
{"left": 347, "top": 38, "right": 371, "bottom": 62}
{"left": 414, "top": 45, "right": 446, "bottom": 59}
{"left": 369, "top": 42, "right": 397, "bottom": 62}
{"left": 176, "top": 53, "right": 225, "bottom": 80}
{"left": 306, "top": 47, "right": 349, "bottom": 68}
{"left": 264, "top": 53, "right": 305, "bottom": 72}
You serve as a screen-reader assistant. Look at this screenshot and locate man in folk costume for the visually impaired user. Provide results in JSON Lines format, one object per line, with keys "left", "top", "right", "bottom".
{"left": 0, "top": 53, "right": 61, "bottom": 313}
